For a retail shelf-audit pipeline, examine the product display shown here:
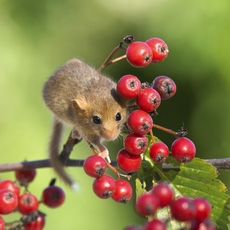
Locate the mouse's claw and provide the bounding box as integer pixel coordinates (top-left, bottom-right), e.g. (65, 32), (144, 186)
(97, 143), (111, 163)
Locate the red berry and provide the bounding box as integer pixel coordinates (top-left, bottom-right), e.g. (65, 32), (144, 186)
(126, 41), (153, 68)
(171, 196), (196, 221)
(191, 218), (215, 230)
(171, 137), (196, 162)
(136, 88), (161, 112)
(117, 74), (141, 99)
(0, 216), (4, 230)
(149, 142), (169, 163)
(83, 155), (107, 178)
(116, 148), (142, 173)
(0, 189), (18, 214)
(0, 179), (20, 197)
(151, 183), (174, 207)
(128, 110), (153, 135)
(136, 193), (159, 216)
(42, 185), (65, 208)
(144, 219), (167, 230)
(23, 214), (46, 230)
(152, 76), (176, 100)
(92, 174), (116, 199)
(193, 197), (211, 221)
(124, 133), (148, 155)
(15, 169), (36, 185)
(112, 179), (132, 203)
(18, 193), (39, 215)
(145, 38), (169, 63)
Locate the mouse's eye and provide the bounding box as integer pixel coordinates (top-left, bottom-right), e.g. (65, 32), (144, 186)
(92, 116), (102, 124)
(115, 112), (122, 121)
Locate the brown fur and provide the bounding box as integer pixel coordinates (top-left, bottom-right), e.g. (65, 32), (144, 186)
(43, 59), (127, 188)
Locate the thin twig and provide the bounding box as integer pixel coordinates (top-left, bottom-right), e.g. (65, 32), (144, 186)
(59, 131), (82, 163)
(97, 44), (126, 73)
(205, 158), (230, 169)
(152, 123), (177, 137)
(104, 54), (126, 68)
(1, 157), (230, 173)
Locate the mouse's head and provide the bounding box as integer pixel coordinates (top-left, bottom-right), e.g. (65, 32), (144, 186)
(72, 88), (128, 144)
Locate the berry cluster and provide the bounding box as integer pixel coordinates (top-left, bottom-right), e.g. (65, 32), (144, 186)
(112, 36), (196, 173)
(124, 182), (215, 230)
(72, 37), (172, 204)
(83, 155), (132, 203)
(0, 169), (65, 229)
(115, 72), (196, 173)
(83, 36), (197, 207)
(1, 35), (206, 229)
(126, 37), (169, 67)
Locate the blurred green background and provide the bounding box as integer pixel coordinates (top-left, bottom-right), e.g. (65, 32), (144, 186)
(0, 0), (230, 229)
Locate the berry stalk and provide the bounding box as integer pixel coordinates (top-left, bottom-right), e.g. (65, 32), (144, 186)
(97, 43), (126, 73)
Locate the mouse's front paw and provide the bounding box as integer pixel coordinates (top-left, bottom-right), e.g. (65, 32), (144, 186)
(98, 147), (111, 163)
(71, 128), (81, 139)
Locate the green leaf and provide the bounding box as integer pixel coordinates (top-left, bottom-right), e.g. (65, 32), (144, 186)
(135, 156), (230, 230)
(165, 158), (230, 229)
(135, 178), (147, 199)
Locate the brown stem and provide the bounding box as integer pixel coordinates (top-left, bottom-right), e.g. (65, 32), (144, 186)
(205, 158), (230, 169)
(59, 131), (82, 163)
(104, 54), (126, 67)
(98, 44), (126, 73)
(0, 159), (117, 172)
(86, 141), (99, 155)
(2, 157), (230, 172)
(152, 123), (177, 137)
(149, 129), (155, 143)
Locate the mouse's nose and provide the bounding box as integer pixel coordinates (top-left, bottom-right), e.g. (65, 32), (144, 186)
(102, 128), (119, 141)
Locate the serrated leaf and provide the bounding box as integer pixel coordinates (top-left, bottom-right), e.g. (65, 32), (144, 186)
(164, 158), (230, 230)
(135, 178), (147, 198)
(135, 157), (230, 230)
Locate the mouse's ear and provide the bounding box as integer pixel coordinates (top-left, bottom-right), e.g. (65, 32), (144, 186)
(72, 97), (88, 111)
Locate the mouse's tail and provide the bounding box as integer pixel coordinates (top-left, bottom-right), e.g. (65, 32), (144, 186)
(49, 117), (79, 190)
